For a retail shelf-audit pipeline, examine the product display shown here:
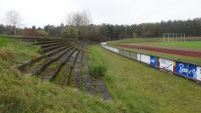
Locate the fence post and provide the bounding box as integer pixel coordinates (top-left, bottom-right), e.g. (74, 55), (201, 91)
(187, 64), (189, 79)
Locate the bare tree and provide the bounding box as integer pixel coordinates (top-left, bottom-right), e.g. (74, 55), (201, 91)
(66, 10), (92, 27)
(5, 9), (23, 35)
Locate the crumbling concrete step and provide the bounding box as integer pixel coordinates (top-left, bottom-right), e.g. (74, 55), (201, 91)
(40, 42), (68, 48)
(42, 44), (68, 53)
(45, 46), (67, 57)
(35, 47), (71, 74)
(42, 48), (76, 81)
(82, 53), (94, 95)
(74, 51), (83, 90)
(62, 50), (79, 86)
(94, 79), (113, 101)
(83, 74), (95, 95)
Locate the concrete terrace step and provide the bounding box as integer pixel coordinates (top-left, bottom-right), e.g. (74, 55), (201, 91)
(62, 50), (80, 86)
(42, 44), (69, 53)
(35, 47), (71, 74)
(40, 42), (69, 49)
(74, 51), (83, 90)
(82, 53), (95, 95)
(41, 48), (77, 81)
(94, 79), (113, 101)
(17, 46), (68, 72)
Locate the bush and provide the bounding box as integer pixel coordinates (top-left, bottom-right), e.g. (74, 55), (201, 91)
(88, 64), (106, 79)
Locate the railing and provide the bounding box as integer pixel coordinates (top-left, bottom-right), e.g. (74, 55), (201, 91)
(101, 44), (201, 84)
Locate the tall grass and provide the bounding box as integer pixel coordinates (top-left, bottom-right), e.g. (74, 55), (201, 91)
(0, 69), (123, 113)
(88, 47), (107, 79)
(0, 37), (125, 112)
(0, 37), (42, 69)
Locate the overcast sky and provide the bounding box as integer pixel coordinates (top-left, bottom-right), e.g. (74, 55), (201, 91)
(0, 0), (201, 28)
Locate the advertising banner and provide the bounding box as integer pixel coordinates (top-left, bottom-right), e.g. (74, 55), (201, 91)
(130, 52), (138, 60)
(141, 54), (150, 64)
(113, 48), (119, 53)
(150, 56), (158, 67)
(159, 58), (174, 72)
(188, 64), (197, 78)
(175, 62), (188, 76)
(196, 67), (201, 81)
(137, 54), (141, 61)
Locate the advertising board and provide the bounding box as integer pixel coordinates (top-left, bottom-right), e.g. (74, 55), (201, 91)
(196, 67), (201, 81)
(150, 56), (158, 67)
(159, 58), (174, 72)
(188, 64), (197, 78)
(141, 54), (150, 64)
(175, 62), (188, 76)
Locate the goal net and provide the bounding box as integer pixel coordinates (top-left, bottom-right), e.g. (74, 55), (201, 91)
(163, 33), (185, 42)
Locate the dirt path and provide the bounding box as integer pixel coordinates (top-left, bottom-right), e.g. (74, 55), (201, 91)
(114, 43), (201, 58)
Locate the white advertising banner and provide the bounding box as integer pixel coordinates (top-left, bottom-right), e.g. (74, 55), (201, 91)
(137, 54), (141, 61)
(141, 54), (150, 64)
(196, 67), (201, 81)
(113, 48), (119, 53)
(159, 58), (174, 72)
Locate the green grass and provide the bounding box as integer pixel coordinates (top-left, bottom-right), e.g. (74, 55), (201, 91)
(113, 46), (201, 64)
(0, 69), (123, 113)
(88, 47), (107, 79)
(0, 37), (125, 113)
(109, 37), (201, 44)
(108, 37), (201, 64)
(108, 37), (163, 44)
(89, 45), (201, 113)
(0, 37), (43, 69)
(152, 41), (201, 48)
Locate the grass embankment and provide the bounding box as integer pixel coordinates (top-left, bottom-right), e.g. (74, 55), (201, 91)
(90, 45), (201, 113)
(0, 37), (124, 113)
(0, 37), (42, 70)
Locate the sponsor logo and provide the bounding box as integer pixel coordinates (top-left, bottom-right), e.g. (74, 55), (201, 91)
(150, 59), (155, 63)
(178, 64), (188, 73)
(189, 69), (197, 78)
(166, 64), (172, 69)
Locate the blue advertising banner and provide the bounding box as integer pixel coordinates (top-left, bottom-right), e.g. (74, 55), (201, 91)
(175, 62), (188, 76)
(189, 64), (197, 78)
(150, 56), (158, 67)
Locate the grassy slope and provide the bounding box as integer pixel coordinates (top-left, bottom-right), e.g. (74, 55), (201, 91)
(0, 37), (124, 113)
(89, 45), (201, 113)
(0, 37), (42, 69)
(0, 70), (122, 113)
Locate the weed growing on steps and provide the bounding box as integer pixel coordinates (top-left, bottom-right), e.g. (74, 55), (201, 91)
(88, 46), (107, 79)
(88, 64), (106, 79)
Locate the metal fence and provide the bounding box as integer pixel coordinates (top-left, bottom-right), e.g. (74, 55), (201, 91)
(101, 44), (201, 84)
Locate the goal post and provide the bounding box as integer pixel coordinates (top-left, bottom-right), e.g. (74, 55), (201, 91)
(163, 33), (185, 42)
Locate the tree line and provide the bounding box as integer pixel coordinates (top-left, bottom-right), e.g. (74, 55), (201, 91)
(1, 9), (201, 42)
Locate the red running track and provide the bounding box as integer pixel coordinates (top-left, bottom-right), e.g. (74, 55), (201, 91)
(114, 44), (201, 58)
